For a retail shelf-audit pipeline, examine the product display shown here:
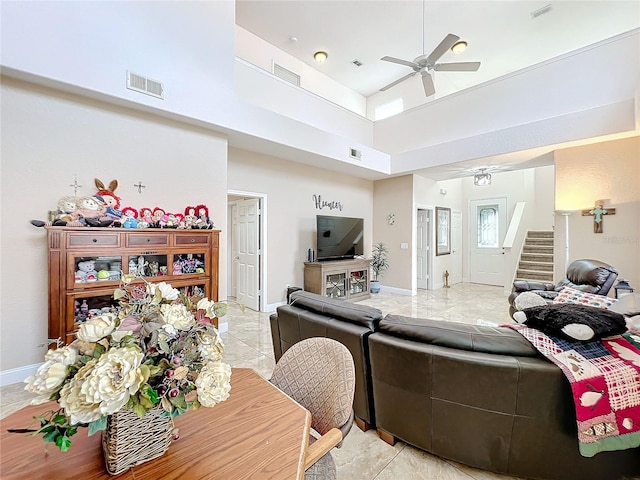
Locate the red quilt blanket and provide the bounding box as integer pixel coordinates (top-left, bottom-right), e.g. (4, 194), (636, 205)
(509, 324), (640, 457)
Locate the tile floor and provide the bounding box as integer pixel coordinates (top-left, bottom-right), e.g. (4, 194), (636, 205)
(2, 283), (637, 479)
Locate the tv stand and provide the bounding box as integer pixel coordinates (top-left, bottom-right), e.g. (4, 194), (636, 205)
(304, 258), (370, 301)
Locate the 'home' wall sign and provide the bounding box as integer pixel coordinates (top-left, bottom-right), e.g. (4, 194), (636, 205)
(313, 194), (343, 211)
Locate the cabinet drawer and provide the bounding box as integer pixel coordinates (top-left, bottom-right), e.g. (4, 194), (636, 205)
(126, 234), (169, 247)
(68, 233), (119, 247)
(175, 234), (210, 246)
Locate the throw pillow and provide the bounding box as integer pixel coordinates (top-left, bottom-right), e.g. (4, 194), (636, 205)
(515, 303), (627, 342)
(553, 286), (617, 309)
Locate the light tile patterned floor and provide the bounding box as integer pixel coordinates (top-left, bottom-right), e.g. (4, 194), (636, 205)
(3, 284), (637, 479)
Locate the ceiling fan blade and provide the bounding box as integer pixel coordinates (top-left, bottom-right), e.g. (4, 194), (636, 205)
(426, 33), (460, 65)
(381, 56), (419, 69)
(421, 71), (435, 97)
(434, 62), (481, 72)
(380, 71), (418, 91)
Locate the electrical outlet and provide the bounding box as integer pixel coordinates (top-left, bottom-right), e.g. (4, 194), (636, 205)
(400, 242), (409, 249)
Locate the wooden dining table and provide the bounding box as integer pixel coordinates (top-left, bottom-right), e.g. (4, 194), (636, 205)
(0, 368), (311, 479)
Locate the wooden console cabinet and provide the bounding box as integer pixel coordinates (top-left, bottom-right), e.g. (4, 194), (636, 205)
(45, 227), (220, 344)
(303, 258), (371, 301)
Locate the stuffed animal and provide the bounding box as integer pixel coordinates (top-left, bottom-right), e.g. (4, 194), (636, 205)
(513, 303), (627, 341)
(74, 195), (112, 227)
(95, 178), (122, 224)
(76, 260), (97, 282)
(513, 291), (548, 311)
(121, 207), (139, 228)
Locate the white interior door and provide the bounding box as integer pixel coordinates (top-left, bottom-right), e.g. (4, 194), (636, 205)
(450, 210), (462, 284)
(416, 209), (430, 289)
(235, 198), (260, 311)
(469, 198), (507, 286)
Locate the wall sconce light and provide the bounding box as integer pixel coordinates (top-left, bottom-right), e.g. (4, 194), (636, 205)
(314, 51), (328, 63)
(387, 213), (395, 225)
(451, 41), (468, 54)
(473, 168), (491, 186)
(439, 188), (447, 195)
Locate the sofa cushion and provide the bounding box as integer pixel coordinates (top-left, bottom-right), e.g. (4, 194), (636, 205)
(379, 315), (539, 357)
(289, 290), (383, 330)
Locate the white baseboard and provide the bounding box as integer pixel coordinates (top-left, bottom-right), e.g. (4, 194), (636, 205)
(378, 285), (412, 296)
(265, 301), (285, 312)
(1, 363), (41, 387)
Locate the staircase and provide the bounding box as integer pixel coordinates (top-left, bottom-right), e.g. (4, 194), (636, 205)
(515, 231), (554, 282)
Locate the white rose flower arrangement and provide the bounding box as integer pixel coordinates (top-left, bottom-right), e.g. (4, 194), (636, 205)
(22, 274), (231, 452)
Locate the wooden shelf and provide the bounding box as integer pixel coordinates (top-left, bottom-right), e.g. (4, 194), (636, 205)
(303, 258), (371, 301)
(45, 227), (220, 344)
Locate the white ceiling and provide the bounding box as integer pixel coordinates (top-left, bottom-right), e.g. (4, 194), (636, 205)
(235, 1), (640, 181)
(236, 1), (639, 99)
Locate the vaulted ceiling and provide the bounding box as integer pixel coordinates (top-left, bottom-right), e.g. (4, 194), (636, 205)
(236, 1), (640, 180)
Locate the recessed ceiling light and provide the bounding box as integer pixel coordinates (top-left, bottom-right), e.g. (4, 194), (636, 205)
(314, 51), (328, 63)
(451, 41), (467, 54)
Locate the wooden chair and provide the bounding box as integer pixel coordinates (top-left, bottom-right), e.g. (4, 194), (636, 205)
(270, 337), (356, 479)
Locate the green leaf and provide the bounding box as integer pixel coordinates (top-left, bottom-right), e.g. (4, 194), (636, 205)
(42, 429), (60, 443)
(113, 288), (127, 300)
(132, 402), (147, 419)
(52, 414), (67, 425)
(93, 342), (106, 358)
(145, 387), (159, 404)
(213, 302), (228, 318)
(88, 416), (107, 436)
(158, 337), (171, 353)
(56, 434), (72, 452)
(169, 392), (188, 410)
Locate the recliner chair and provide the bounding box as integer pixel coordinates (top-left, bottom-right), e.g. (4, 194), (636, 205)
(508, 258), (618, 317)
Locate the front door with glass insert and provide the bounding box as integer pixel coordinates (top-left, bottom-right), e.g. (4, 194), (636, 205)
(469, 197), (507, 286)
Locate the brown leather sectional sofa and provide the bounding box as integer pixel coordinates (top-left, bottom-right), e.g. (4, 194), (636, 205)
(269, 290), (640, 480)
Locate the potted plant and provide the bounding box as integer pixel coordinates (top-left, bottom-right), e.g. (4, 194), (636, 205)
(370, 242), (389, 294)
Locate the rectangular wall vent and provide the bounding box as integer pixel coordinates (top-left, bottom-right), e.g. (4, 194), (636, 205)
(273, 63), (300, 86)
(127, 71), (164, 99)
(349, 148), (362, 160)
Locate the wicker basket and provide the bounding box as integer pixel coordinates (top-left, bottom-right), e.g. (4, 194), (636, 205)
(102, 406), (173, 475)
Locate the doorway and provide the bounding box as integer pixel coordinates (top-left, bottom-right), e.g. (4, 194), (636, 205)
(469, 197), (507, 286)
(227, 191), (266, 311)
(416, 208), (432, 290)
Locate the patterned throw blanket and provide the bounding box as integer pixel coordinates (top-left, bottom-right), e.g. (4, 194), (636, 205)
(509, 324), (640, 457)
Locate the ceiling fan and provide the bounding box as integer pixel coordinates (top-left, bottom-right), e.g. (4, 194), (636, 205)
(379, 33), (481, 97)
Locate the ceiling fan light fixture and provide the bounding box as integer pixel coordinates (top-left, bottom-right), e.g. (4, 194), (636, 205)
(451, 40), (468, 54)
(473, 168), (492, 186)
(314, 51), (328, 63)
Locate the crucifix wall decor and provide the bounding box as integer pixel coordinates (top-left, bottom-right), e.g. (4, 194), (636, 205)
(582, 200), (616, 233)
(133, 181), (146, 194)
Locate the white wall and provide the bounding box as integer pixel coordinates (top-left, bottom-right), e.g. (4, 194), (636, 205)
(0, 78), (229, 380)
(554, 137), (640, 291)
(1, 1), (236, 126)
(227, 147), (374, 306)
(460, 167), (555, 286)
(413, 175), (465, 290)
(235, 26), (366, 117)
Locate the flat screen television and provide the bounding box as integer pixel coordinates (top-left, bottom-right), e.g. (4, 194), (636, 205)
(316, 215), (364, 261)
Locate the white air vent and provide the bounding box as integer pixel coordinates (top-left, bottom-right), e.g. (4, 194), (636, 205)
(273, 63), (300, 86)
(127, 71), (164, 99)
(349, 148), (362, 160)
(531, 4), (552, 18)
